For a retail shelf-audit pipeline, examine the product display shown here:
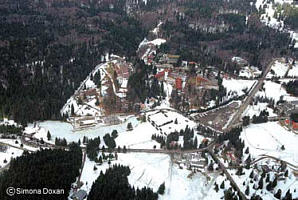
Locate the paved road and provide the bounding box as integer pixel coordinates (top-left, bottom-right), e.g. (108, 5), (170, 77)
(98, 146), (212, 155)
(0, 141), (34, 152)
(125, 148), (205, 154)
(225, 59), (278, 132)
(76, 148), (87, 187)
(252, 154), (298, 170)
(208, 149), (248, 200)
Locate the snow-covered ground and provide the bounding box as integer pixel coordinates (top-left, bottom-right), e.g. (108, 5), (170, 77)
(0, 118), (18, 126)
(241, 122), (298, 166)
(138, 38), (166, 50)
(0, 146), (23, 168)
(255, 0), (298, 48)
(61, 57), (129, 117)
(237, 121), (298, 199)
(147, 110), (196, 134)
(24, 125), (54, 144)
(288, 63), (298, 77)
(267, 61), (289, 78)
(152, 22), (163, 35)
(0, 138), (39, 152)
(242, 102), (277, 118)
(256, 0), (284, 30)
(116, 122), (160, 149)
(239, 66), (262, 79)
(222, 79), (256, 99)
(256, 80), (298, 102)
(80, 153), (222, 200)
(228, 165), (298, 200)
(36, 117), (139, 143)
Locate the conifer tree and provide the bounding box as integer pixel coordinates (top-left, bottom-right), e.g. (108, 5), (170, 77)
(220, 181), (225, 189)
(158, 182), (165, 195)
(47, 131), (51, 141)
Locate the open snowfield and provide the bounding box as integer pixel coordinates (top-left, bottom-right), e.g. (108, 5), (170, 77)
(267, 61), (289, 78)
(37, 117), (139, 143)
(242, 102), (277, 118)
(256, 80), (298, 102)
(115, 122), (160, 149)
(80, 153), (221, 200)
(288, 63), (298, 77)
(222, 79), (256, 99)
(241, 122), (298, 166)
(0, 146), (23, 168)
(32, 109), (199, 148)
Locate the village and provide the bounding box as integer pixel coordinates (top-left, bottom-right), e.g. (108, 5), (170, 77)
(1, 12), (298, 200)
(1, 52), (298, 200)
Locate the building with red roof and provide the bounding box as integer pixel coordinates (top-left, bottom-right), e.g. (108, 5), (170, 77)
(175, 78), (182, 90)
(155, 71), (165, 80)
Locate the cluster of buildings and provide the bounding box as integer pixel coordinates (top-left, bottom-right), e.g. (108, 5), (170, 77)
(174, 152), (206, 171)
(232, 57), (262, 79)
(68, 56), (135, 129)
(141, 48), (220, 109)
(277, 100), (298, 132)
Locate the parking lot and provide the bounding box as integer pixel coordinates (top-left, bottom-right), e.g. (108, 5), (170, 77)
(193, 101), (240, 132)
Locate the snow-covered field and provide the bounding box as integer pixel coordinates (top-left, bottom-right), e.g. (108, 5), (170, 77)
(237, 121), (298, 199)
(80, 153), (222, 200)
(116, 122), (160, 149)
(242, 102), (277, 118)
(222, 79), (256, 99)
(228, 165), (298, 200)
(267, 61), (289, 78)
(288, 63), (298, 77)
(241, 122), (298, 166)
(256, 80), (298, 102)
(37, 117), (139, 143)
(0, 146), (23, 168)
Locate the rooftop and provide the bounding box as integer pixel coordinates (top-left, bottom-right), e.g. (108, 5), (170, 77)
(71, 189), (87, 200)
(290, 100), (298, 105)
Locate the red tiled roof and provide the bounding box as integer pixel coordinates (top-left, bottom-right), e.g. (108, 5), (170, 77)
(155, 71), (165, 79)
(176, 78), (182, 90)
(293, 121), (298, 130)
(196, 76), (208, 83)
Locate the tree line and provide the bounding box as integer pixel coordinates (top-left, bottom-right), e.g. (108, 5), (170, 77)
(88, 164), (158, 200)
(0, 143), (82, 200)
